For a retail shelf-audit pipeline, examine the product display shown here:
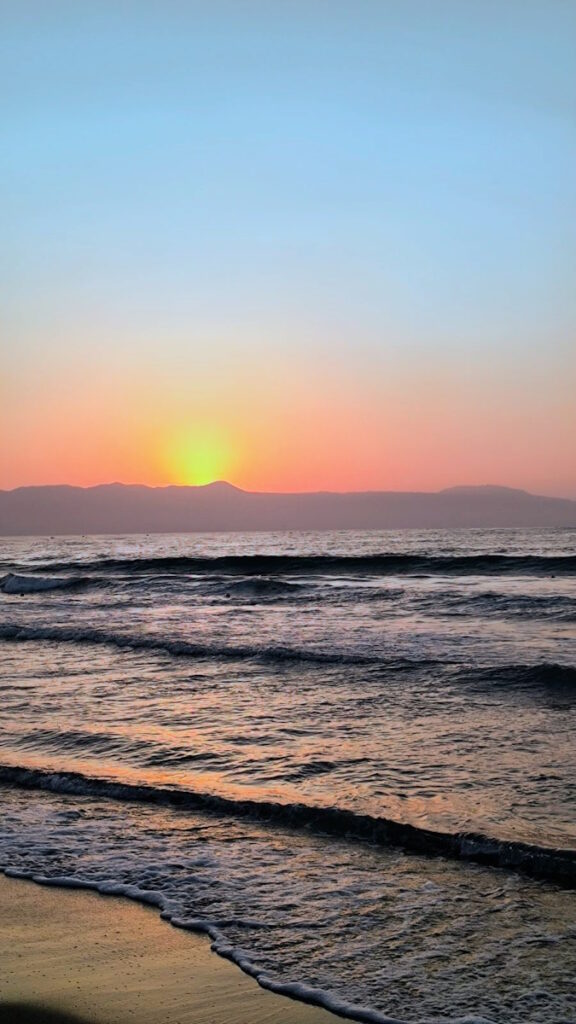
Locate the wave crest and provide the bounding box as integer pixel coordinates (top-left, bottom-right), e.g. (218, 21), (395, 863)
(0, 573), (94, 595)
(1, 763), (574, 887)
(1, 623), (574, 688)
(23, 553), (576, 577)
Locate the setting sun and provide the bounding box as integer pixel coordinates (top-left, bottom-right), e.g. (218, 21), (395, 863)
(167, 428), (236, 486)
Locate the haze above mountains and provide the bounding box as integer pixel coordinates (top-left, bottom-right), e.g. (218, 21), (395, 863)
(1, 483), (575, 535)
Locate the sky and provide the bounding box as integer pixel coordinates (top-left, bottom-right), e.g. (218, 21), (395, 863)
(1, 1), (575, 496)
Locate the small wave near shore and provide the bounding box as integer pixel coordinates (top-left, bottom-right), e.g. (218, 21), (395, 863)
(1, 779), (575, 1024)
(1, 763), (575, 887)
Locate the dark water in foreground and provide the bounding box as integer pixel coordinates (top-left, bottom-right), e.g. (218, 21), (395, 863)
(1, 530), (575, 1023)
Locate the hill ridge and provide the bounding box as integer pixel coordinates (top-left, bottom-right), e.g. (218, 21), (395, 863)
(1, 483), (575, 534)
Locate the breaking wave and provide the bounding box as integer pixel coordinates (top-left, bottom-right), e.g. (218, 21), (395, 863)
(0, 573), (96, 595)
(1, 764), (574, 887)
(0, 621), (409, 667)
(1, 623), (574, 689)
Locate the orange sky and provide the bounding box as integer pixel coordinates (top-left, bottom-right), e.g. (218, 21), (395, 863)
(3, 334), (575, 496)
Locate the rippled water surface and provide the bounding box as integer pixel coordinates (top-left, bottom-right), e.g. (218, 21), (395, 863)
(1, 529), (575, 1023)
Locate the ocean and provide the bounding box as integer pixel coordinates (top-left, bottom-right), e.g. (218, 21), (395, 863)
(1, 529), (575, 1023)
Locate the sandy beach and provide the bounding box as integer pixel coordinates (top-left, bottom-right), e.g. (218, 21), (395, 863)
(0, 875), (341, 1024)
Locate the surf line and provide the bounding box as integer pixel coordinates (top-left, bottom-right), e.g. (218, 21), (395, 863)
(1, 764), (574, 888)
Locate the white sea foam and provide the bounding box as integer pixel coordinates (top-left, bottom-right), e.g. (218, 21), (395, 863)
(0, 573), (86, 594)
(1, 785), (575, 1024)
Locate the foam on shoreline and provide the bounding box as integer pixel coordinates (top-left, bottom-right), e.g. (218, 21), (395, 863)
(0, 873), (344, 1024)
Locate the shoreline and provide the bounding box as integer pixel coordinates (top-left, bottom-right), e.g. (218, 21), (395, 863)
(0, 873), (344, 1024)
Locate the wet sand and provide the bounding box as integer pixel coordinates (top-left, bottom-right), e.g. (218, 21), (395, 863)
(0, 875), (341, 1024)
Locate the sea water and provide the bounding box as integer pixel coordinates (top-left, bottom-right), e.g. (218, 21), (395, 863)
(1, 530), (575, 1023)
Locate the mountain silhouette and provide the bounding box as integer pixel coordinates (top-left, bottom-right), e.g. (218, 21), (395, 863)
(1, 483), (575, 535)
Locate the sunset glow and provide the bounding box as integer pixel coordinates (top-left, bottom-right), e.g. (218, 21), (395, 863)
(2, 2), (575, 497)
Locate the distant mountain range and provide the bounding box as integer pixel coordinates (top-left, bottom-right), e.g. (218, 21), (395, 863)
(0, 482), (575, 535)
